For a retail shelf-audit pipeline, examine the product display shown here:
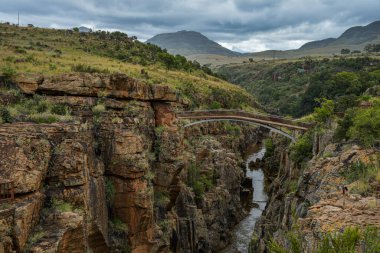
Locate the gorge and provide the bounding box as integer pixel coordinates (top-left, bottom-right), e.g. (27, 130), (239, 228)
(0, 73), (272, 253)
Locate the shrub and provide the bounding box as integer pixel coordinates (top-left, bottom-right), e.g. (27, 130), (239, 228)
(193, 181), (205, 201)
(224, 122), (241, 135)
(51, 104), (69, 115)
(268, 227), (365, 253)
(362, 226), (380, 252)
(210, 101), (222, 109)
(290, 133), (313, 165)
(313, 98), (334, 124)
(51, 198), (73, 212)
(29, 113), (60, 123)
(318, 227), (361, 253)
(26, 229), (45, 247)
(187, 163), (213, 201)
(92, 103), (106, 115)
(341, 159), (379, 196)
(1, 65), (17, 83)
(154, 189), (170, 208)
(105, 178), (116, 204)
(71, 63), (110, 73)
(347, 103), (380, 147)
(264, 139), (275, 158)
(111, 218), (128, 233)
(335, 108), (355, 141)
(0, 106), (13, 123)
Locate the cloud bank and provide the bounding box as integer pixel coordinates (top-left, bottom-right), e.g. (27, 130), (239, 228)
(0, 0), (379, 52)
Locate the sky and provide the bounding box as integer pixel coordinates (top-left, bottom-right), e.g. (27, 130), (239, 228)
(0, 0), (379, 52)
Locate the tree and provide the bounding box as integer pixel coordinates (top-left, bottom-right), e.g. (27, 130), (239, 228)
(364, 43), (380, 53)
(313, 98), (334, 123)
(341, 48), (350, 54)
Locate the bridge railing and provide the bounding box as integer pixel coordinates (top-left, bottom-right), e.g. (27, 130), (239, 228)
(176, 109), (314, 129)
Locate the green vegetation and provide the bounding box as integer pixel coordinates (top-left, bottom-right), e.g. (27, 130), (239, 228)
(110, 217), (129, 233)
(92, 103), (106, 115)
(105, 178), (116, 204)
(0, 92), (72, 124)
(264, 139), (275, 159)
(154, 189), (170, 208)
(340, 158), (380, 196)
(364, 43), (380, 53)
(0, 203), (11, 210)
(289, 132), (313, 165)
(187, 163), (213, 202)
(268, 226), (380, 253)
(71, 63), (110, 73)
(50, 198), (74, 212)
(335, 99), (380, 147)
(25, 227), (45, 251)
(218, 57), (380, 117)
(223, 122), (241, 135)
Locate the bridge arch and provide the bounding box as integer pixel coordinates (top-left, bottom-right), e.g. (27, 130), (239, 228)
(182, 118), (297, 142)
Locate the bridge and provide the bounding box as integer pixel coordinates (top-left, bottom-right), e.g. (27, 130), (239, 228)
(176, 110), (314, 141)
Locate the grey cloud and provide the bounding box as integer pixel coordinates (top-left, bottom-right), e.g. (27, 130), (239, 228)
(0, 0), (379, 51)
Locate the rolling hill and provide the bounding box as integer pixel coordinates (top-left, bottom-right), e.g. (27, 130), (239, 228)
(0, 23), (256, 109)
(146, 30), (239, 57)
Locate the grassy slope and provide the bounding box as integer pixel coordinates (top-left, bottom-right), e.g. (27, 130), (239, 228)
(0, 24), (256, 110)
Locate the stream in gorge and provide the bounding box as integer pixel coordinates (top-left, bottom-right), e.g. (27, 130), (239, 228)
(221, 146), (268, 253)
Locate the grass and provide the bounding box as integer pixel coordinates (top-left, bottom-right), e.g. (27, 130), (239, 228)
(268, 226), (380, 253)
(0, 92), (73, 123)
(154, 189), (170, 208)
(111, 218), (128, 233)
(0, 203), (11, 210)
(0, 23), (256, 109)
(51, 198), (74, 212)
(92, 103), (106, 115)
(340, 158), (379, 196)
(187, 163), (214, 202)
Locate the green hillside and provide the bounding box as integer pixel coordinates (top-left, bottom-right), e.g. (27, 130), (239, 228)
(0, 23), (256, 109)
(218, 57), (380, 116)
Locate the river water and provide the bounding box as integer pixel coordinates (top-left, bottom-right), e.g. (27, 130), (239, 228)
(220, 147), (268, 253)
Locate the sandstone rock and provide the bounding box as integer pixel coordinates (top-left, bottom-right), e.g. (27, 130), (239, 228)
(15, 73), (44, 94)
(0, 135), (51, 194)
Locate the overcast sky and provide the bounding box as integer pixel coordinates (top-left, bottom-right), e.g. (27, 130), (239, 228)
(0, 0), (379, 52)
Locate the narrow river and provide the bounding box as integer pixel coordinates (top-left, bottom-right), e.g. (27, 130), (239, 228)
(221, 147), (268, 253)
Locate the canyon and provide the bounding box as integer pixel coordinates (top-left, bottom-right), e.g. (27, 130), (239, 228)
(0, 73), (267, 253)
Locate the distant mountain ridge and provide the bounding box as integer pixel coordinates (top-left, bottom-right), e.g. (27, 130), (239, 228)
(147, 21), (380, 66)
(146, 30), (240, 57)
(299, 21), (380, 51)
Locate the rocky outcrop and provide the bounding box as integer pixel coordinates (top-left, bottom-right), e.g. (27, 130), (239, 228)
(15, 73), (178, 102)
(0, 73), (261, 253)
(251, 129), (380, 252)
(0, 73), (178, 253)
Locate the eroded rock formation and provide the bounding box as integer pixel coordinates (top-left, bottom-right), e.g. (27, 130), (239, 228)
(0, 73), (261, 253)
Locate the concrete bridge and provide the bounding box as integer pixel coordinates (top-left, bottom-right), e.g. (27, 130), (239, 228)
(176, 110), (314, 141)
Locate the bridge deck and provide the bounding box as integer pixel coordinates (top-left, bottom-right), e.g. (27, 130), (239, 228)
(176, 110), (313, 131)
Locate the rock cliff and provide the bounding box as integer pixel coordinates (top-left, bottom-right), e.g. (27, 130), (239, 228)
(0, 73), (262, 253)
(251, 128), (380, 252)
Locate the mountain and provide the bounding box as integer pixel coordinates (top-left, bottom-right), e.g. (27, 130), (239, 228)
(146, 30), (240, 57)
(78, 26), (92, 33)
(299, 21), (380, 51)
